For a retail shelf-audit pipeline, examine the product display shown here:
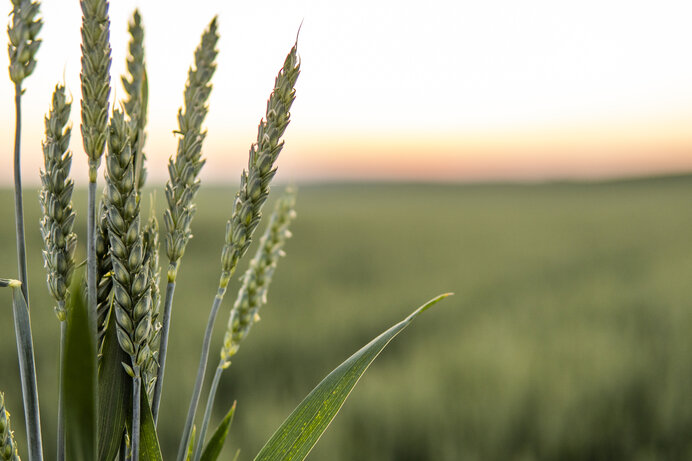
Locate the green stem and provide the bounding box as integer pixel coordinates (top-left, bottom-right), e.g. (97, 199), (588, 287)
(57, 319), (66, 461)
(87, 180), (98, 342)
(152, 280), (176, 423)
(176, 284), (227, 461)
(13, 83), (28, 303)
(131, 368), (141, 461)
(12, 81), (44, 461)
(193, 364), (224, 461)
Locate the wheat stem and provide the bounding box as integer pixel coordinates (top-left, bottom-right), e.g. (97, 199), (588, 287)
(57, 318), (66, 461)
(13, 85), (28, 305)
(176, 286), (226, 461)
(151, 280), (175, 423)
(131, 369), (141, 461)
(194, 364), (223, 461)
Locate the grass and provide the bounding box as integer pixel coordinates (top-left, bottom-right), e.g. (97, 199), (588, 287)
(1, 178), (692, 460)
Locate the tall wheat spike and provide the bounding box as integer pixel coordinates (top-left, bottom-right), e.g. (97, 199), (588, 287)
(152, 17), (219, 422)
(103, 110), (152, 460)
(39, 84), (76, 321)
(176, 41), (300, 461)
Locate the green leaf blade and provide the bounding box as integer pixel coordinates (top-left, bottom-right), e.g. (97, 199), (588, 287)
(98, 306), (130, 461)
(253, 293), (452, 461)
(63, 284), (97, 461)
(200, 402), (236, 461)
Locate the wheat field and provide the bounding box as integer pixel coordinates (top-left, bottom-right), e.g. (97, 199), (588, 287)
(1, 178), (692, 460)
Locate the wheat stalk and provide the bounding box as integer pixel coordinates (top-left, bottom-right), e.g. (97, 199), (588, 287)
(176, 41), (300, 461)
(152, 17), (219, 422)
(194, 191), (296, 461)
(103, 110), (152, 460)
(0, 393), (20, 461)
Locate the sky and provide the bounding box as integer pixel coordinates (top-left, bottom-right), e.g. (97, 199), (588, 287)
(3, 0), (692, 185)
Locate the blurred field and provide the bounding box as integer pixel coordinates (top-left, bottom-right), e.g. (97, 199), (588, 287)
(2, 178), (692, 460)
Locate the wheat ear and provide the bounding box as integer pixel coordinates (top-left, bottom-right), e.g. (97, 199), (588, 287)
(81, 0), (112, 348)
(8, 0), (42, 85)
(40, 84), (76, 321)
(142, 207), (162, 398)
(38, 84), (75, 461)
(0, 393), (21, 461)
(152, 17), (219, 423)
(122, 9), (148, 190)
(103, 110), (152, 461)
(176, 42), (300, 461)
(194, 191), (296, 461)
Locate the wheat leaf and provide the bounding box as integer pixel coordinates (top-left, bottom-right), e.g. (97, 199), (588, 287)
(200, 402), (236, 461)
(63, 282), (97, 461)
(252, 293), (452, 461)
(97, 304), (129, 461)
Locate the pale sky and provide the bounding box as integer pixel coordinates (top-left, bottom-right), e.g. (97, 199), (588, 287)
(3, 0), (692, 185)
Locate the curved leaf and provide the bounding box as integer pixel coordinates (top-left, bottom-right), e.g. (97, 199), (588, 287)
(200, 402), (236, 461)
(253, 293), (452, 461)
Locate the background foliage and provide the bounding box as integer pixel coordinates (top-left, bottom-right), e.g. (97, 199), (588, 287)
(1, 178), (692, 460)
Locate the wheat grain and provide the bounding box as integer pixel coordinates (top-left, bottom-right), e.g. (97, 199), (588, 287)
(0, 393), (20, 461)
(39, 84), (76, 322)
(8, 0), (42, 84)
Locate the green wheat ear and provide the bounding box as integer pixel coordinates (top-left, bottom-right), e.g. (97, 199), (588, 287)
(219, 43), (300, 285)
(80, 0), (112, 179)
(8, 0), (42, 84)
(142, 205), (161, 397)
(39, 84), (76, 322)
(163, 16), (219, 281)
(103, 110), (152, 371)
(0, 393), (21, 461)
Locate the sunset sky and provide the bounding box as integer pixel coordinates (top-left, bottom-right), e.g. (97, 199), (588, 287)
(2, 0), (692, 185)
